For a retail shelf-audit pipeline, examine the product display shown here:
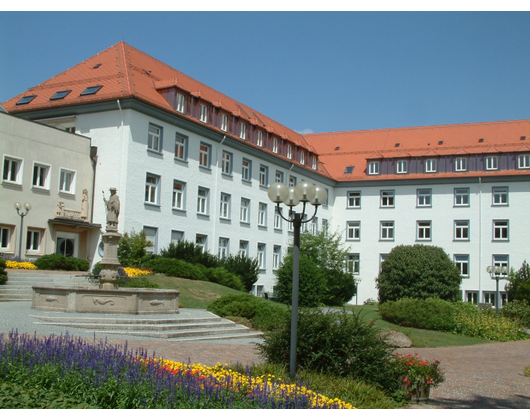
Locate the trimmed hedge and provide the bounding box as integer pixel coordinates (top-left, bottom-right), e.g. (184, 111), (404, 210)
(34, 254), (89, 271)
(379, 298), (455, 331)
(0, 257), (7, 284)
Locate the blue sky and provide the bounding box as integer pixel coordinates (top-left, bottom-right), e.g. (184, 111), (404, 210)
(1, 10), (529, 134)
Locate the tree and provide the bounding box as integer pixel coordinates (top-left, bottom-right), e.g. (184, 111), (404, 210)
(505, 260), (530, 305)
(117, 229), (153, 267)
(275, 227), (356, 307)
(376, 244), (462, 304)
(222, 253), (260, 293)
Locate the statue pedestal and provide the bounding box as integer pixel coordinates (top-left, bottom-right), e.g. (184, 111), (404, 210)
(99, 231), (122, 290)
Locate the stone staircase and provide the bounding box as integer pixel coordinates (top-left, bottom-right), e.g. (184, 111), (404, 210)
(0, 270), (96, 302)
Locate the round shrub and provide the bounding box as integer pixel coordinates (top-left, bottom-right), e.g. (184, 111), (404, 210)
(502, 300), (530, 328)
(34, 254), (89, 271)
(0, 257), (7, 284)
(141, 257), (206, 281)
(203, 267), (245, 292)
(379, 298), (456, 331)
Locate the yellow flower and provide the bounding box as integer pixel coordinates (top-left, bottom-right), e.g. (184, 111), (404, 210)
(6, 260), (37, 270)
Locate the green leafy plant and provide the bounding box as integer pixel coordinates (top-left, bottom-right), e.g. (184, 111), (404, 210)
(394, 354), (445, 392)
(379, 298), (456, 331)
(34, 254), (89, 271)
(117, 229), (153, 267)
(0, 257), (7, 284)
(501, 300), (530, 328)
(160, 240), (219, 268)
(505, 260), (530, 305)
(221, 253), (259, 293)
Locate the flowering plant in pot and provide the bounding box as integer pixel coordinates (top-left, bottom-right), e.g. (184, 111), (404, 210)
(394, 353), (445, 402)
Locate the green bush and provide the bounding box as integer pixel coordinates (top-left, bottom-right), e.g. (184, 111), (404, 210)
(257, 308), (398, 391)
(502, 300), (530, 328)
(0, 257), (7, 284)
(376, 244), (462, 304)
(505, 261), (530, 305)
(203, 267), (245, 292)
(160, 240), (219, 268)
(117, 230), (153, 267)
(379, 298), (456, 331)
(221, 253), (259, 293)
(34, 254), (89, 271)
(207, 294), (289, 332)
(119, 276), (160, 289)
(141, 257), (206, 281)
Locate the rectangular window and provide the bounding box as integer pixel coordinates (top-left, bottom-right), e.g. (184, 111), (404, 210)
(32, 163), (50, 189)
(493, 220), (509, 241)
(171, 230), (184, 244)
(199, 104), (208, 123)
(300, 151), (305, 165)
(466, 291), (478, 305)
(239, 240), (249, 258)
(368, 161), (379, 175)
(455, 255), (470, 277)
(275, 170), (284, 183)
(174, 134), (188, 161)
(59, 169), (76, 194)
(196, 234), (207, 252)
(176, 93), (185, 113)
(257, 131), (263, 147)
(0, 226), (12, 251)
(240, 123), (246, 139)
(380, 190), (395, 208)
(259, 165), (268, 187)
(273, 138), (278, 153)
(287, 144), (292, 159)
(258, 202), (267, 226)
(379, 254), (389, 272)
(143, 227), (158, 254)
(396, 160), (408, 174)
(455, 157), (467, 172)
(3, 156), (23, 184)
(221, 151), (232, 175)
(242, 158), (252, 182)
(197, 187), (209, 215)
(486, 156), (498, 171)
(492, 187), (508, 206)
(145, 174), (160, 205)
(218, 237), (229, 259)
(417, 221), (432, 241)
(454, 220), (470, 240)
(425, 159), (437, 173)
(240, 198), (250, 223)
(380, 221), (394, 241)
(346, 221), (361, 241)
(454, 188), (470, 206)
(493, 255), (509, 271)
(347, 191), (361, 208)
(346, 254), (360, 275)
(172, 180), (186, 210)
(147, 123), (162, 152)
(220, 114), (228, 132)
(312, 157), (317, 170)
(220, 193), (231, 219)
(288, 175), (297, 187)
(199, 143), (211, 168)
(274, 207), (282, 230)
(518, 154), (530, 169)
(273, 245), (282, 270)
(417, 189), (432, 207)
(26, 229), (42, 253)
(257, 243), (266, 270)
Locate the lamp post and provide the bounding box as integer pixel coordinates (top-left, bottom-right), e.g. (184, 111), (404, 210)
(14, 202), (31, 259)
(268, 181), (327, 380)
(486, 265), (509, 315)
(354, 277), (362, 306)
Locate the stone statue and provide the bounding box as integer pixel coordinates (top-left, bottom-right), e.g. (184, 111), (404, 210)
(80, 189), (89, 220)
(102, 188), (120, 231)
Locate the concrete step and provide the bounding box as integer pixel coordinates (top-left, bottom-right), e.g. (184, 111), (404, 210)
(89, 325), (258, 340)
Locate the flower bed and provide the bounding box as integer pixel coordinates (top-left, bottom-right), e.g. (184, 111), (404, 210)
(5, 260), (37, 270)
(122, 267), (154, 277)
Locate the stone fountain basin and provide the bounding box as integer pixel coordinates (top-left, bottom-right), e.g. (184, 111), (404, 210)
(32, 286), (179, 315)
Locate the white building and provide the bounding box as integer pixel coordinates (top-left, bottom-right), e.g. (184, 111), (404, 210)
(2, 42), (529, 305)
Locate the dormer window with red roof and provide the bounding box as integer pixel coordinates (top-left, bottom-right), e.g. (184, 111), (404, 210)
(199, 104), (208, 123)
(257, 131), (263, 147)
(518, 154), (530, 169)
(455, 157), (467, 172)
(485, 156), (498, 171)
(300, 151), (305, 165)
(240, 123), (246, 140)
(16, 95), (37, 105)
(176, 93), (185, 113)
(287, 144), (292, 160)
(220, 114), (228, 132)
(425, 159), (437, 173)
(368, 161), (380, 175)
(272, 138), (278, 154)
(80, 85), (102, 96)
(312, 157), (317, 170)
(396, 160), (408, 174)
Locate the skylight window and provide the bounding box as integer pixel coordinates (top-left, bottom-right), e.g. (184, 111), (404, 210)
(344, 166), (354, 174)
(80, 85), (102, 96)
(16, 95), (37, 105)
(93, 63), (102, 69)
(50, 90), (72, 100)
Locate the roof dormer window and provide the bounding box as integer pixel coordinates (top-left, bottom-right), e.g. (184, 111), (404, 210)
(368, 161), (379, 175)
(240, 123), (246, 140)
(220, 114), (228, 132)
(396, 160), (408, 174)
(176, 93), (185, 113)
(485, 156), (498, 171)
(199, 104), (208, 123)
(257, 131), (263, 147)
(300, 150), (305, 165)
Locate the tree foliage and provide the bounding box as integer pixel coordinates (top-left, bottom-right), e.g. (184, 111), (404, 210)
(117, 230), (153, 267)
(505, 260), (530, 305)
(376, 244), (462, 304)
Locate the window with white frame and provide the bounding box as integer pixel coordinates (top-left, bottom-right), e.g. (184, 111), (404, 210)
(347, 191), (361, 208)
(26, 228), (43, 253)
(171, 230), (184, 244)
(143, 227), (158, 254)
(380, 190), (395, 208)
(218, 237), (229, 259)
(454, 255), (469, 277)
(59, 169), (76, 194)
(237, 199), (249, 224)
(379, 254), (389, 272)
(273, 245), (282, 270)
(287, 144), (292, 159)
(417, 221), (432, 241)
(239, 240), (249, 257)
(3, 156), (23, 184)
(417, 189), (432, 207)
(199, 143), (211, 168)
(257, 243), (266, 270)
(145, 174), (160, 205)
(0, 226), (12, 251)
(368, 161), (379, 175)
(288, 175), (297, 187)
(493, 220), (509, 240)
(454, 157), (467, 172)
(147, 123), (162, 152)
(174, 134), (188, 161)
(199, 104), (208, 123)
(493, 255), (509, 271)
(454, 188), (470, 206)
(274, 207), (282, 230)
(242, 158), (252, 182)
(396, 160), (408, 174)
(32, 162), (50, 189)
(275, 170), (283, 183)
(258, 202), (267, 226)
(466, 291), (478, 305)
(221, 151), (232, 175)
(300, 151), (305, 165)
(380, 221), (394, 240)
(346, 254), (360, 275)
(220, 114), (228, 132)
(196, 234), (207, 252)
(259, 165), (268, 187)
(454, 220), (470, 240)
(346, 221), (361, 241)
(172, 180), (186, 210)
(425, 159), (437, 173)
(197, 187), (209, 215)
(273, 138), (278, 153)
(486, 156), (498, 171)
(176, 93), (185, 113)
(312, 157), (317, 170)
(240, 123), (246, 139)
(518, 154), (530, 169)
(492, 187), (508, 206)
(220, 193), (231, 219)
(309, 217), (317, 235)
(257, 131), (263, 147)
